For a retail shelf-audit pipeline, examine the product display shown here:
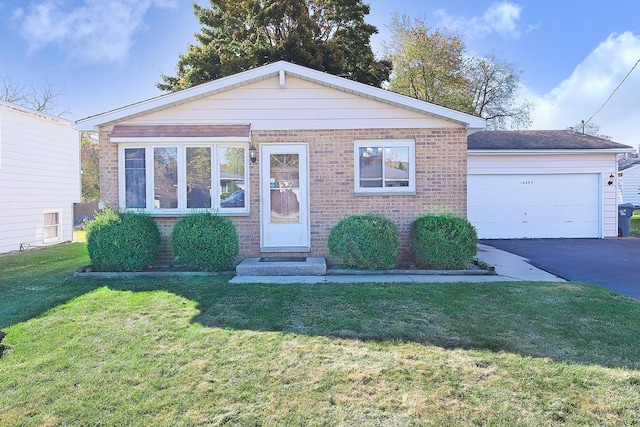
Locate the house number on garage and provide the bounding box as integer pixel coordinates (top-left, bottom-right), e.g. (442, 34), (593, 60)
(520, 180), (534, 185)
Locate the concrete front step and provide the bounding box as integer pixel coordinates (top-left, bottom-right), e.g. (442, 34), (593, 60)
(236, 257), (326, 276)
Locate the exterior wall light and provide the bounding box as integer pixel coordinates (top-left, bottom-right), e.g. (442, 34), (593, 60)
(249, 144), (257, 163)
(608, 174), (615, 185)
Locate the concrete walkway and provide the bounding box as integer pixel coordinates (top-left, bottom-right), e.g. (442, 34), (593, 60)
(228, 244), (564, 284)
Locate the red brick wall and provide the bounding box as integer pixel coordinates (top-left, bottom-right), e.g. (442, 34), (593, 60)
(99, 127), (467, 266)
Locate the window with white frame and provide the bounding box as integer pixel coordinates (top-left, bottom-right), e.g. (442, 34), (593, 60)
(354, 140), (416, 194)
(43, 211), (61, 242)
(119, 144), (249, 214)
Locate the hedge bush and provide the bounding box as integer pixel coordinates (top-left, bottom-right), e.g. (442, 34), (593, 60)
(86, 209), (160, 271)
(410, 214), (477, 269)
(328, 214), (399, 269)
(171, 213), (239, 271)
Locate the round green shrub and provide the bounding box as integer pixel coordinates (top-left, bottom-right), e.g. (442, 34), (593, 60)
(410, 214), (478, 269)
(328, 214), (399, 269)
(171, 213), (239, 271)
(86, 209), (161, 271)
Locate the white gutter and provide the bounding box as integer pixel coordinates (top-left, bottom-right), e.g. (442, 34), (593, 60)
(468, 148), (635, 155)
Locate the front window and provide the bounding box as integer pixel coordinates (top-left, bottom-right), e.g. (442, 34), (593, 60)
(354, 140), (415, 194)
(121, 144), (249, 214)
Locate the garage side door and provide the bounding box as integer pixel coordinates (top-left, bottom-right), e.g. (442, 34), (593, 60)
(468, 174), (601, 239)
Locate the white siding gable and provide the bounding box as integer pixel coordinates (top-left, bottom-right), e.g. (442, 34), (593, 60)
(620, 164), (640, 206)
(76, 61), (485, 131)
(122, 76), (460, 130)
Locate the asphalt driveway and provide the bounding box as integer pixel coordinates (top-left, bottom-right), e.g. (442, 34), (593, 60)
(481, 238), (640, 299)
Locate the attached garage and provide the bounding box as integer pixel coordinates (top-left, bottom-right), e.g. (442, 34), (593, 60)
(469, 173), (601, 238)
(468, 130), (633, 239)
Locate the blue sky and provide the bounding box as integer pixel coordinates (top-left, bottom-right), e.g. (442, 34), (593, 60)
(1, 1), (639, 147)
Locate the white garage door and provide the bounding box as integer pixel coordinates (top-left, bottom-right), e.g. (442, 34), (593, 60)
(468, 174), (601, 239)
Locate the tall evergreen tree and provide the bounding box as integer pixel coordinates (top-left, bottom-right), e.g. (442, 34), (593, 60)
(158, 0), (390, 91)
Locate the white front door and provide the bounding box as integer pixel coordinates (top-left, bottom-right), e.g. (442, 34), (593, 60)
(260, 144), (310, 251)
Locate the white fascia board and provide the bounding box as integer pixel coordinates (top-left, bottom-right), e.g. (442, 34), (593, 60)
(0, 99), (73, 124)
(74, 67), (282, 131)
(75, 61), (486, 131)
(468, 148), (636, 155)
(76, 84), (271, 133)
(282, 63), (486, 128)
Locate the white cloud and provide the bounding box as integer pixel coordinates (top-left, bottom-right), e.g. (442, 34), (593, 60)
(483, 2), (522, 37)
(14, 0), (176, 63)
(435, 1), (527, 39)
(527, 32), (640, 146)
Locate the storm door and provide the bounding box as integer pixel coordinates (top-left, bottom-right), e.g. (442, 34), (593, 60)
(260, 144), (310, 251)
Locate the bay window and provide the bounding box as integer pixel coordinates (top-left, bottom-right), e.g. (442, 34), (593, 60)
(120, 143), (249, 214)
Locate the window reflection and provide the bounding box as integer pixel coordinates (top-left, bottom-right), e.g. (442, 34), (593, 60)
(186, 147), (211, 209)
(359, 147), (383, 187)
(124, 148), (146, 208)
(384, 147), (410, 187)
(154, 147), (178, 209)
(358, 146), (409, 188)
(270, 154), (300, 223)
(219, 147), (245, 208)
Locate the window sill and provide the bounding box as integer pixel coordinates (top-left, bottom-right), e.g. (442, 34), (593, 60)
(354, 191), (416, 197)
(122, 209), (250, 217)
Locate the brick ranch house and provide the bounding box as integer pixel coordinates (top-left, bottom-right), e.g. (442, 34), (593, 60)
(75, 61), (486, 265)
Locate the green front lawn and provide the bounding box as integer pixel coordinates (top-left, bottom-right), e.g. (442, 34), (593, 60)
(1, 244), (640, 425)
(630, 210), (640, 237)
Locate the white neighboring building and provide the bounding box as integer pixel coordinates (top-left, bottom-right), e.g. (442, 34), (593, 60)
(0, 100), (80, 254)
(618, 159), (640, 207)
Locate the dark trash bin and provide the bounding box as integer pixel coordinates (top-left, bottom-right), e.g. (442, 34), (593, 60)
(618, 203), (635, 237)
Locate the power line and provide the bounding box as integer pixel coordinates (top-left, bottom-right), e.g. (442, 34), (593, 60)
(584, 58), (640, 127)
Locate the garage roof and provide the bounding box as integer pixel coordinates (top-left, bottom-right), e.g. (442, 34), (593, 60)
(468, 130), (633, 153)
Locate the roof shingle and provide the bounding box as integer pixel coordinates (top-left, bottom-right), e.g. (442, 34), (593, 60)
(468, 130), (630, 150)
(110, 124), (250, 138)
